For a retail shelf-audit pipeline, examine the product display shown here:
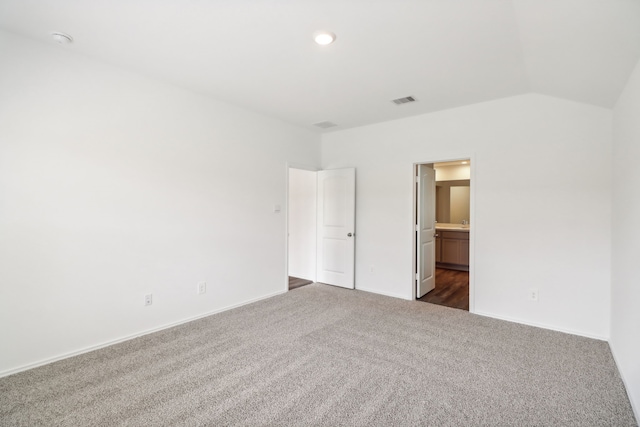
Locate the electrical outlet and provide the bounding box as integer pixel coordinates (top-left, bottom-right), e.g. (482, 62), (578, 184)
(197, 282), (207, 295)
(144, 294), (153, 306)
(370, 265), (374, 273)
(528, 288), (539, 302)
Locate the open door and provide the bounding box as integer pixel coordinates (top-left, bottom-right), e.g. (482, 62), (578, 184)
(316, 168), (356, 289)
(417, 164), (436, 297)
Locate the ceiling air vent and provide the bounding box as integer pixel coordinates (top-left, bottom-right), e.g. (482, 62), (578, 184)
(313, 121), (338, 129)
(392, 96), (417, 105)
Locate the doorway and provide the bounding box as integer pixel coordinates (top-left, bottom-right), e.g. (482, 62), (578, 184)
(414, 159), (473, 311)
(287, 167), (317, 290)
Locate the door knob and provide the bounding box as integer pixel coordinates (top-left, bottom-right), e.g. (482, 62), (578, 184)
(347, 233), (353, 237)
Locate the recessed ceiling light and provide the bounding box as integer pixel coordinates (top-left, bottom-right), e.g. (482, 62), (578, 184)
(51, 32), (73, 44)
(313, 31), (336, 46)
(461, 161), (468, 164)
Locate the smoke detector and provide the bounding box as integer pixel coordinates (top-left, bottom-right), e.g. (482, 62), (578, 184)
(51, 32), (73, 44)
(313, 121), (338, 129)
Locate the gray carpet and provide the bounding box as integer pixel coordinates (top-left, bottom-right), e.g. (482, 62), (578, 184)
(0, 284), (636, 426)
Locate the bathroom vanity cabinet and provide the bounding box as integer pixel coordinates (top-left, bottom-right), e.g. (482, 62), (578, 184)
(435, 228), (469, 271)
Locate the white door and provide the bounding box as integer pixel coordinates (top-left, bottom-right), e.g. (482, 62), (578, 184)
(417, 164), (436, 297)
(316, 168), (356, 289)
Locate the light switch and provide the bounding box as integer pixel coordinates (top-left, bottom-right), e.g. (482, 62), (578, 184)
(273, 204), (281, 213)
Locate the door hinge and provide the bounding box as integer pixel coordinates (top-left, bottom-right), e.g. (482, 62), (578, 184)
(416, 176), (419, 183)
(416, 272), (419, 280)
(415, 224), (419, 232)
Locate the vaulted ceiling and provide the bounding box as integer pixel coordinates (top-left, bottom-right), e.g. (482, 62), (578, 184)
(1, 0), (639, 132)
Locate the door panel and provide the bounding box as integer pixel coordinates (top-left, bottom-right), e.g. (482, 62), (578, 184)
(317, 168), (355, 289)
(322, 238), (346, 273)
(323, 176), (347, 226)
(417, 164), (436, 297)
(421, 240), (434, 282)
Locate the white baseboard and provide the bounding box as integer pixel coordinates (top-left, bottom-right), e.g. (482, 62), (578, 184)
(356, 291), (609, 342)
(356, 286), (412, 301)
(473, 310), (609, 341)
(609, 343), (640, 423)
(0, 289), (287, 379)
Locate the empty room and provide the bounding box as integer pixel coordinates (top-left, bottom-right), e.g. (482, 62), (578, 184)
(1, 1), (639, 425)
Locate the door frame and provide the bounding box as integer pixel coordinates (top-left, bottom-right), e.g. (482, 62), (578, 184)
(411, 154), (476, 313)
(285, 162), (319, 292)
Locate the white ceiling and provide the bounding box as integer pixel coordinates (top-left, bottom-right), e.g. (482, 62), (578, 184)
(1, 0), (639, 132)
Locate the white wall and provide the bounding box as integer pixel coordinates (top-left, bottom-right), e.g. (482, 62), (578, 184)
(0, 31), (321, 375)
(611, 58), (640, 420)
(288, 168), (316, 281)
(322, 93), (612, 339)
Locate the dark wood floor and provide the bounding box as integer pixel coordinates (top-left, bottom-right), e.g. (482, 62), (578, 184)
(418, 268), (469, 311)
(289, 276), (313, 290)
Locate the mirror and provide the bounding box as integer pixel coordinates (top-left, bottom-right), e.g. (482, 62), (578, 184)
(435, 179), (470, 224)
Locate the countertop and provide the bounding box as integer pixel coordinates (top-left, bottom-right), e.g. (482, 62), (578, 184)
(435, 223), (470, 232)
